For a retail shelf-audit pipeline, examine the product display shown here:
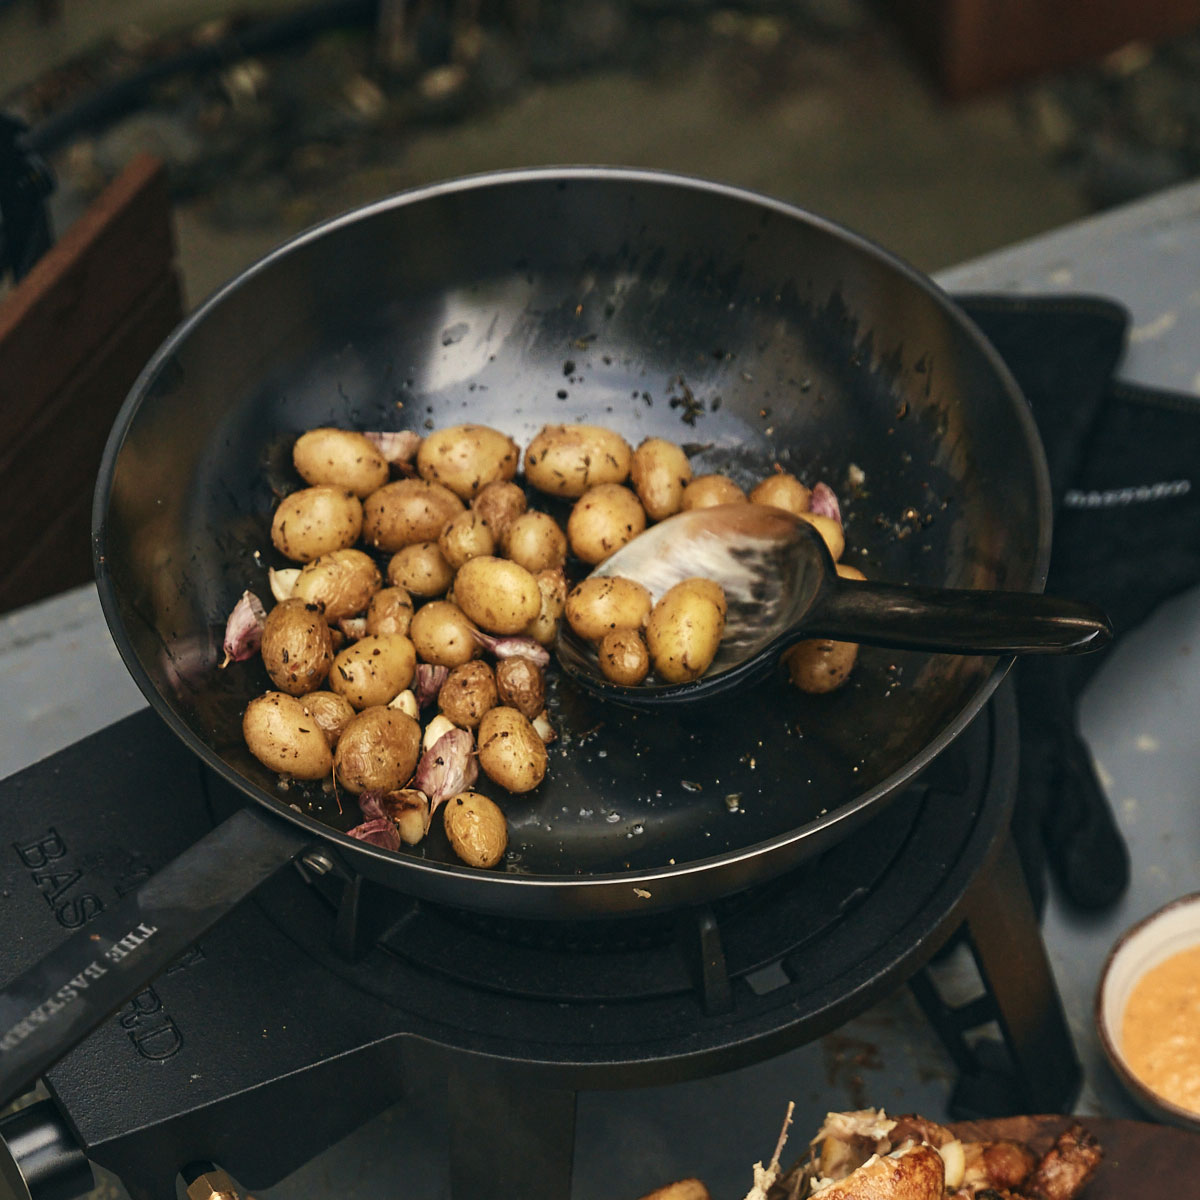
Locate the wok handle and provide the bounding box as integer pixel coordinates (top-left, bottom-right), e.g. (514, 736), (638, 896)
(804, 579), (1113, 655)
(0, 806), (311, 1109)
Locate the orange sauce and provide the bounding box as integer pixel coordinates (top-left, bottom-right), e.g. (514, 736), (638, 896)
(1122, 944), (1200, 1113)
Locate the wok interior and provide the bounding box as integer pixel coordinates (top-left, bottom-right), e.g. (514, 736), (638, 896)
(98, 171), (1046, 885)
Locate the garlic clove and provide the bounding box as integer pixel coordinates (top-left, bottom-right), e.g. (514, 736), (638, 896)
(470, 628), (551, 666)
(388, 689), (419, 719)
(221, 590), (266, 667)
(810, 481), (842, 524)
(414, 663), (449, 708)
(363, 430), (421, 466)
(413, 728), (478, 808)
(338, 616), (368, 641)
(269, 567), (300, 602)
(382, 788), (431, 844)
(346, 817), (400, 851)
(531, 710), (557, 744)
(422, 713), (458, 752)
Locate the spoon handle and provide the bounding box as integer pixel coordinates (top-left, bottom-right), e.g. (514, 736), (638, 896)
(803, 579), (1112, 656)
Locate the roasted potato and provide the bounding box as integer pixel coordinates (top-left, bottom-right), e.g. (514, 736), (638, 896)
(645, 578), (726, 683)
(362, 478), (464, 552)
(523, 567), (568, 646)
(472, 480), (526, 540)
(523, 423), (633, 498)
(333, 705), (421, 794)
(565, 575), (652, 642)
(680, 474), (747, 511)
(438, 509), (496, 570)
(798, 510), (845, 561)
(292, 548), (381, 622)
(477, 706), (548, 793)
(293, 428), (389, 497)
(749, 471), (812, 515)
(503, 510), (568, 573)
(630, 437), (692, 521)
(784, 562), (864, 693)
(438, 660), (498, 728)
(443, 791), (508, 868)
(495, 656), (545, 718)
(365, 586), (415, 637)
(328, 633), (417, 709)
(301, 690), (357, 747)
(243, 692), (334, 779)
(409, 600), (479, 667)
(416, 423), (519, 499)
(270, 486), (363, 562)
(597, 628), (650, 686)
(567, 483), (647, 565)
(260, 598), (333, 695)
(387, 541), (455, 598)
(816, 1144), (944, 1200)
(454, 556), (541, 635)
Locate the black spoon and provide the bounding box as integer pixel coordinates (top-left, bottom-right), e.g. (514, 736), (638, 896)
(556, 503), (1112, 707)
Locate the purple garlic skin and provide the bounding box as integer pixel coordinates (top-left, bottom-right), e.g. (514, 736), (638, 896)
(364, 430), (421, 467)
(470, 629), (551, 667)
(810, 482), (841, 525)
(414, 663), (449, 708)
(414, 728), (478, 809)
(347, 817), (401, 851)
(221, 590), (266, 667)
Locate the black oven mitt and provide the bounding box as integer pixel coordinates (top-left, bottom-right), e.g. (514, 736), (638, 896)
(953, 294), (1200, 912)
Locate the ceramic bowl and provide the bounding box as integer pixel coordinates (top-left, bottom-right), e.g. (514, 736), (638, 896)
(1096, 892), (1200, 1130)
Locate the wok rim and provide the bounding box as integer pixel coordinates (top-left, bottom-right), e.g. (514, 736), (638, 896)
(92, 165), (1051, 912)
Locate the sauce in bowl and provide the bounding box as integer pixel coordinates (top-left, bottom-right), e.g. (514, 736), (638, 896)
(1121, 943), (1200, 1114)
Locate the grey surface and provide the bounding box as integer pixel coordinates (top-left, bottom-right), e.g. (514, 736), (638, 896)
(2, 179), (1200, 1196)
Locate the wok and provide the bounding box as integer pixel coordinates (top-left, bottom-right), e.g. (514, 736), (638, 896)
(0, 167), (1050, 1103)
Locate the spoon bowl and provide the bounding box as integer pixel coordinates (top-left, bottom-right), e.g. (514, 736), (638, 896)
(556, 503), (1112, 708)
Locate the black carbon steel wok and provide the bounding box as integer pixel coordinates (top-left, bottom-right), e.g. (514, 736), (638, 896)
(0, 167), (1051, 1103)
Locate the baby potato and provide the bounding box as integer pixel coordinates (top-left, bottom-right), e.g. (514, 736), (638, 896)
(477, 706), (548, 794)
(243, 692), (334, 780)
(438, 660), (498, 728)
(260, 599), (333, 695)
(439, 509), (495, 570)
(667, 576), (727, 618)
(783, 637), (858, 694)
(387, 541), (455, 598)
(334, 705), (421, 794)
(329, 633), (416, 709)
(293, 428), (389, 497)
(567, 483), (646, 565)
(630, 437), (692, 521)
(454, 556), (541, 635)
(797, 511), (845, 561)
(837, 563), (867, 583)
(680, 474), (747, 511)
(443, 792), (508, 869)
(523, 567), (568, 646)
(416, 423), (519, 499)
(362, 478), (464, 552)
(410, 600), (479, 667)
(365, 586), (415, 637)
(597, 628), (650, 686)
(271, 486), (363, 562)
(503, 510), (567, 573)
(565, 576), (652, 642)
(495, 657), (545, 718)
(301, 691), (356, 747)
(523, 424), (633, 498)
(472, 480), (526, 541)
(749, 471), (812, 515)
(292, 548), (381, 622)
(645, 578), (726, 684)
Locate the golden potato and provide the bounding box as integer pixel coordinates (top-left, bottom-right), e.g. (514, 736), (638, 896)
(472, 480), (526, 540)
(409, 600), (478, 667)
(749, 471), (812, 515)
(242, 692), (333, 779)
(797, 511), (845, 561)
(329, 633), (416, 709)
(260, 599), (333, 695)
(815, 1144), (944, 1200)
(523, 567), (568, 646)
(477, 706), (548, 793)
(270, 486), (363, 562)
(292, 548), (381, 622)
(301, 691), (356, 747)
(443, 792), (508, 868)
(645, 579), (726, 683)
(503, 511), (568, 573)
(362, 478), (464, 552)
(680, 474), (747, 511)
(454, 556), (541, 635)
(523, 424), (633, 498)
(333, 705), (421, 794)
(387, 542), (455, 598)
(597, 628), (650, 686)
(564, 576), (652, 642)
(438, 509), (495, 570)
(567, 484), (646, 565)
(292, 428), (389, 497)
(416, 423), (519, 499)
(782, 638), (858, 693)
(495, 657), (545, 718)
(837, 562), (867, 583)
(630, 437), (692, 521)
(365, 586), (415, 637)
(438, 660), (498, 728)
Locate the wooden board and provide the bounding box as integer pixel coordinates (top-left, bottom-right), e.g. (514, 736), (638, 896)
(951, 1114), (1200, 1198)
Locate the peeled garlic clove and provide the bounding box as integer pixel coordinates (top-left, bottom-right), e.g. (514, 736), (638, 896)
(810, 481), (842, 524)
(388, 689), (419, 719)
(531, 710), (557, 744)
(414, 663), (449, 708)
(221, 590), (266, 667)
(363, 430), (421, 466)
(382, 788), (431, 844)
(338, 616), (368, 641)
(470, 628), (551, 667)
(414, 728), (478, 807)
(269, 567), (300, 602)
(346, 817), (400, 851)
(422, 713), (458, 752)
(937, 1141), (965, 1190)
